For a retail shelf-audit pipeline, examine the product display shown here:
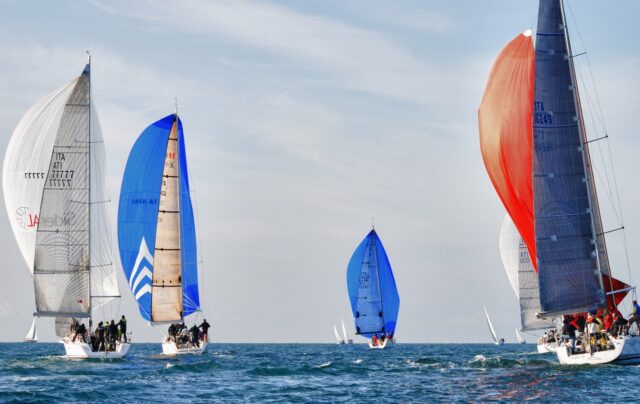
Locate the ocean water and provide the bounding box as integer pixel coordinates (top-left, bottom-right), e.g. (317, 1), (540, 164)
(0, 342), (638, 402)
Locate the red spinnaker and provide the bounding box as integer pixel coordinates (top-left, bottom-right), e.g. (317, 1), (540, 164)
(478, 33), (536, 267)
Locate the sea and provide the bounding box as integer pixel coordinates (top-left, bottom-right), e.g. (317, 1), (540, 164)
(0, 342), (638, 402)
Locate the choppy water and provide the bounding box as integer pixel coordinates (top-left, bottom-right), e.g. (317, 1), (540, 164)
(0, 342), (638, 402)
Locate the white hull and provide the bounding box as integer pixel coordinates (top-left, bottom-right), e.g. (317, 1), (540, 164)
(556, 335), (640, 365)
(162, 340), (207, 355)
(537, 342), (555, 354)
(63, 340), (130, 359)
(369, 339), (393, 349)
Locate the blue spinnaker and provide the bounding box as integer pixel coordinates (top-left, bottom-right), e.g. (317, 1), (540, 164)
(533, 0), (605, 315)
(117, 114), (200, 321)
(347, 230), (399, 338)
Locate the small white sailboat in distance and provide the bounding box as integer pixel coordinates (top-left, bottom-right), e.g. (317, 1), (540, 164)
(333, 324), (344, 344)
(24, 318), (37, 343)
(341, 318), (353, 344)
(515, 328), (526, 344)
(484, 306), (504, 345)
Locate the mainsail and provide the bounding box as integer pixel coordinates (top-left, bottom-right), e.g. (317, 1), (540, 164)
(118, 114), (200, 323)
(24, 318), (37, 342)
(333, 324), (342, 344)
(533, 0), (605, 315)
(346, 229), (400, 338)
(500, 214), (554, 331)
(3, 63), (119, 336)
(483, 306), (499, 344)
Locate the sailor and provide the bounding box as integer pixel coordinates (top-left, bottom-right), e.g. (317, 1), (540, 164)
(561, 315), (577, 352)
(77, 322), (87, 343)
(108, 320), (118, 350)
(199, 319), (211, 341)
(372, 334), (378, 346)
(628, 300), (640, 333)
(586, 313), (605, 351)
(180, 325), (189, 345)
(96, 321), (105, 351)
(189, 324), (200, 347)
(118, 315), (128, 342)
(168, 323), (177, 342)
(603, 309), (614, 332)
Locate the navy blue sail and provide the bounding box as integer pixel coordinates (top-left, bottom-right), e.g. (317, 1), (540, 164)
(347, 229), (400, 338)
(533, 0), (606, 315)
(118, 114), (200, 322)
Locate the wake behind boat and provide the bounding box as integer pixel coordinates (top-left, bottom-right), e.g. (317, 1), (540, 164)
(3, 57), (131, 359)
(346, 227), (400, 349)
(479, 0), (637, 365)
(118, 111), (209, 356)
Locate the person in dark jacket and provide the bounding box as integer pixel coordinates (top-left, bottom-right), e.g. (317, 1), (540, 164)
(199, 320), (211, 341)
(562, 315), (577, 352)
(118, 315), (128, 342)
(96, 322), (105, 351)
(108, 320), (117, 350)
(189, 325), (200, 347)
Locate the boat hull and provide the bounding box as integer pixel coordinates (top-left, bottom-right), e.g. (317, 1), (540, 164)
(162, 340), (207, 355)
(537, 342), (555, 354)
(369, 339), (393, 349)
(556, 335), (640, 365)
(63, 341), (130, 359)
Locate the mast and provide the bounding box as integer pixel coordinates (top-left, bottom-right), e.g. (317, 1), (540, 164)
(371, 231), (385, 332)
(86, 51), (92, 330)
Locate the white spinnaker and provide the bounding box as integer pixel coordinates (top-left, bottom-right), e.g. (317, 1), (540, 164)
(89, 102), (120, 309)
(499, 214), (520, 298)
(333, 324), (342, 343)
(152, 120), (183, 322)
(483, 305), (499, 343)
(3, 80), (77, 273)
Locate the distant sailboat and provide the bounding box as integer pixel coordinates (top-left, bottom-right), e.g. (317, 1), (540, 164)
(347, 228), (400, 349)
(3, 58), (130, 358)
(333, 324), (344, 344)
(24, 318), (37, 343)
(483, 306), (504, 345)
(515, 328), (526, 345)
(118, 112), (205, 355)
(341, 318), (353, 344)
(479, 0), (637, 365)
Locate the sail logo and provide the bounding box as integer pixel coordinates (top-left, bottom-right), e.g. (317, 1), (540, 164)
(15, 207), (38, 230)
(129, 237), (154, 301)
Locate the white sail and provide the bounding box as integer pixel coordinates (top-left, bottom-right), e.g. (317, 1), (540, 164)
(3, 80), (77, 273)
(24, 318), (37, 342)
(341, 318), (348, 342)
(515, 328), (525, 344)
(151, 120), (183, 322)
(483, 305), (499, 343)
(333, 324), (342, 344)
(499, 215), (520, 298)
(4, 64), (120, 330)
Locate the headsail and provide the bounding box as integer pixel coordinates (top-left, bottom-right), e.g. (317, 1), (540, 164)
(118, 114), (199, 323)
(341, 318), (348, 342)
(533, 0), (605, 315)
(333, 324), (342, 344)
(346, 229), (400, 338)
(24, 318), (37, 342)
(500, 214), (554, 331)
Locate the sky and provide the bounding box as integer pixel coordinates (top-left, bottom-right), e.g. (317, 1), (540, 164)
(0, 0), (639, 343)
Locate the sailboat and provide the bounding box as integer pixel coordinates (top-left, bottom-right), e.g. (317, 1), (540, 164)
(118, 112), (205, 355)
(333, 324), (345, 344)
(515, 328), (526, 345)
(24, 318), (37, 343)
(499, 214), (555, 353)
(2, 57), (130, 358)
(341, 318), (353, 344)
(483, 306), (504, 345)
(347, 228), (400, 349)
(479, 0), (638, 365)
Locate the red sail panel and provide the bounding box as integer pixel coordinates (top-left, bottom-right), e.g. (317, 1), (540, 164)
(604, 275), (630, 308)
(478, 33), (536, 267)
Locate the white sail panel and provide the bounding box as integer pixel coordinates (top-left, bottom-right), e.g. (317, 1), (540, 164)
(483, 306), (499, 343)
(151, 121), (183, 322)
(3, 80), (77, 273)
(333, 324), (342, 343)
(24, 318), (37, 342)
(499, 214), (520, 298)
(88, 102), (120, 308)
(33, 72), (91, 316)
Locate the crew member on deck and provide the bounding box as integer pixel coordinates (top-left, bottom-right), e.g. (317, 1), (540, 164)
(199, 319), (211, 341)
